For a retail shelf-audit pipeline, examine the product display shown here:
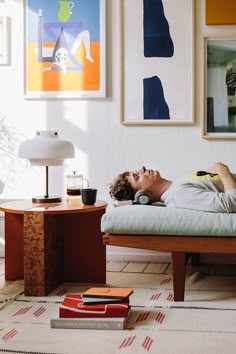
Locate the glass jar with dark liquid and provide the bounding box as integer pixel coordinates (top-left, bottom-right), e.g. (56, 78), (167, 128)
(66, 171), (88, 197)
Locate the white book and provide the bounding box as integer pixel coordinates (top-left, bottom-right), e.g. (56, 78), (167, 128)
(50, 315), (129, 330)
(81, 296), (128, 304)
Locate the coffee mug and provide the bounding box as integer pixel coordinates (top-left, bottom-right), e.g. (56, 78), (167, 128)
(81, 189), (97, 205)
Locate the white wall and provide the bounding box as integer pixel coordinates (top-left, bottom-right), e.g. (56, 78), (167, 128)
(1, 0), (236, 260)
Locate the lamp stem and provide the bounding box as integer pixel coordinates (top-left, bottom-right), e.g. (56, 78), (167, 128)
(45, 166), (49, 199)
(32, 164), (61, 203)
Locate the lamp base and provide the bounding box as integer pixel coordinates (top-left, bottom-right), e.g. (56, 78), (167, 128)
(32, 196), (62, 203)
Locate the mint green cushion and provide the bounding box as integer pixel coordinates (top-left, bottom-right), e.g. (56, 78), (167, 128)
(101, 205), (236, 236)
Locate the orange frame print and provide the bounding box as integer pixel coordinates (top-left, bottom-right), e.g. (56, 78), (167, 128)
(25, 0), (106, 98)
(206, 0), (236, 25)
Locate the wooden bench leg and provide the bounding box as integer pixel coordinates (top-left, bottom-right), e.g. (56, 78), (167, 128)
(171, 252), (187, 301)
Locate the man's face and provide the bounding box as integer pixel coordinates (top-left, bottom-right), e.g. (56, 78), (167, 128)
(127, 166), (160, 191)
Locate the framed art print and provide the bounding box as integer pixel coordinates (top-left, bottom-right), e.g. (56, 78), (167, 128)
(24, 0), (106, 98)
(203, 35), (236, 139)
(119, 0), (195, 125)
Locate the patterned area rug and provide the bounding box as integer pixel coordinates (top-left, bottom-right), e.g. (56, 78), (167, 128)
(0, 266), (236, 353)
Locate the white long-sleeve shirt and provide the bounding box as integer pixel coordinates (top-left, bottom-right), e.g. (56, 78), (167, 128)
(160, 173), (236, 213)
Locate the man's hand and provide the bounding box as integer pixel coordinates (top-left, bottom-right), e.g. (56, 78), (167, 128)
(208, 162), (236, 192)
(208, 162), (230, 175)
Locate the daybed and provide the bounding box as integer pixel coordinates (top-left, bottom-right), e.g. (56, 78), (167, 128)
(101, 205), (236, 301)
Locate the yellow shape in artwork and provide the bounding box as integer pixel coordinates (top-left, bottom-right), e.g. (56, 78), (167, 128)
(206, 0), (236, 25)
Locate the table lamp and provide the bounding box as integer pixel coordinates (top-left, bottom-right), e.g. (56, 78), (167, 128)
(19, 130), (75, 203)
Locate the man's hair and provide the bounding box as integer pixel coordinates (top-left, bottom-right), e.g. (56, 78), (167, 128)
(109, 171), (136, 201)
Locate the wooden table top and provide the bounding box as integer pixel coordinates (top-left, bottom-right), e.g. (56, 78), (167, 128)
(0, 199), (107, 215)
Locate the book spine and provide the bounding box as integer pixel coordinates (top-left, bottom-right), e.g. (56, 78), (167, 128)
(59, 307), (129, 318)
(50, 318), (124, 330)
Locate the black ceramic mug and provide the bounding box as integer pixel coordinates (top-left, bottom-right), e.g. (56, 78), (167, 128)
(81, 188), (97, 205)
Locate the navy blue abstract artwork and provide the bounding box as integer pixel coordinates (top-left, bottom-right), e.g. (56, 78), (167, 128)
(121, 0), (193, 124)
(143, 76), (170, 120)
(143, 0), (174, 58)
(143, 0), (173, 120)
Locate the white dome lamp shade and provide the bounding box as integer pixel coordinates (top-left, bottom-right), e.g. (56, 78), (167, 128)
(19, 131), (75, 203)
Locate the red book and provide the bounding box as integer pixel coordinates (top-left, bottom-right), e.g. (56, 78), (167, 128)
(59, 294), (130, 318)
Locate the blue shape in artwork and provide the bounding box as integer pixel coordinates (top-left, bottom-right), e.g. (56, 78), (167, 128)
(143, 0), (174, 57)
(143, 76), (170, 120)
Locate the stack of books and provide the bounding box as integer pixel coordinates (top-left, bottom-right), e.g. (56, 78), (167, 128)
(50, 287), (133, 330)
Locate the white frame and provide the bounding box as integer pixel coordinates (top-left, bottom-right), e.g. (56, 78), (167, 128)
(0, 16), (9, 65)
(119, 0), (195, 125)
(202, 35), (236, 139)
(24, 0), (106, 99)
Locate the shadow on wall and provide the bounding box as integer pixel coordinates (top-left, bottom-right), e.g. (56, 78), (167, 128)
(0, 116), (28, 197)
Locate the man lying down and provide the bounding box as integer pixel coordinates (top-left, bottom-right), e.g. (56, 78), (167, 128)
(109, 162), (236, 213)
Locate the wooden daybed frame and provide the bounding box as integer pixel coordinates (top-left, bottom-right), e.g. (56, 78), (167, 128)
(103, 233), (236, 301)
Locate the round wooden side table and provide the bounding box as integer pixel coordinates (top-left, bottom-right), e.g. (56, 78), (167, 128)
(0, 199), (107, 296)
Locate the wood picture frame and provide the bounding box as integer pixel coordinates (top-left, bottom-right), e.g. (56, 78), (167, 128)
(119, 0), (195, 126)
(202, 35), (236, 139)
(24, 0), (106, 99)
